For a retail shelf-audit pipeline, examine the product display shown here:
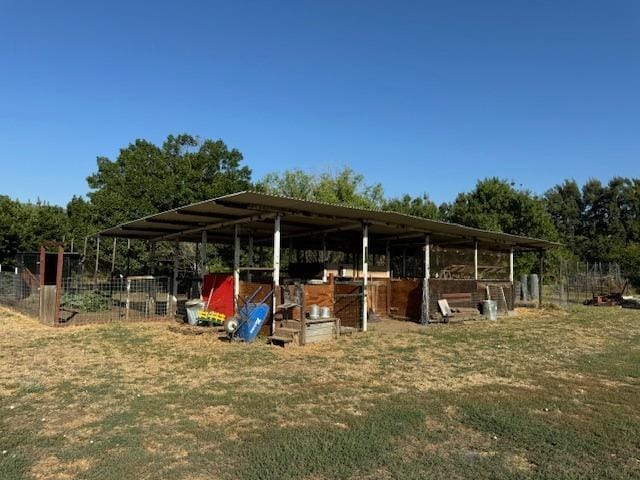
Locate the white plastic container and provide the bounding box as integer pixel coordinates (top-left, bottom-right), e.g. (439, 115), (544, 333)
(185, 299), (204, 325)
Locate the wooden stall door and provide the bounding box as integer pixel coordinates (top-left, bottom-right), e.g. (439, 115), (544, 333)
(334, 282), (362, 329)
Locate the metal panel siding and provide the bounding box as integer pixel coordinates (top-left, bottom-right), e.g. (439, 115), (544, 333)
(100, 191), (559, 250)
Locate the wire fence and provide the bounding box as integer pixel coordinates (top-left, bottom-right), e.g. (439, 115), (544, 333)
(547, 261), (628, 306)
(0, 271), (174, 326)
(59, 276), (172, 325)
(0, 270), (41, 317)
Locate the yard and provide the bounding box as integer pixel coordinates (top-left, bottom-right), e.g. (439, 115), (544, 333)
(1, 305), (639, 480)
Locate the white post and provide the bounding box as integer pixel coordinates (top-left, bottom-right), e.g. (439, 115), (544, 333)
(272, 215), (281, 333)
(171, 240), (179, 316)
(322, 235), (328, 283)
(362, 223), (369, 332)
(421, 234), (431, 324)
(509, 247), (514, 283)
(200, 230), (208, 276)
(126, 277), (131, 320)
(233, 225), (240, 312)
(474, 240), (479, 280)
(248, 234), (254, 283)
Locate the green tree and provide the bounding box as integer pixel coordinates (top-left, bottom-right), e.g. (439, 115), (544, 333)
(443, 178), (558, 275)
(383, 194), (439, 219)
(257, 167), (385, 209)
(87, 134), (252, 227)
(444, 178), (556, 239)
(0, 196), (23, 265)
(544, 179), (583, 249)
(20, 202), (69, 250)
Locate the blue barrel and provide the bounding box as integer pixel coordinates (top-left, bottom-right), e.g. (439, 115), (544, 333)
(235, 304), (270, 342)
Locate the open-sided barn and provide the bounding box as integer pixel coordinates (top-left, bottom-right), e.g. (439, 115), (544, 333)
(97, 191), (557, 343)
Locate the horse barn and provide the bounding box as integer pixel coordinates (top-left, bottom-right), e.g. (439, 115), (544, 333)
(96, 191), (556, 344)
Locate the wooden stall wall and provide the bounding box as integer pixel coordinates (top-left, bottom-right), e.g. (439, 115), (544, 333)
(388, 278), (515, 323)
(430, 279), (514, 318)
(304, 284), (334, 312)
(334, 282), (362, 328)
(369, 280), (389, 317)
(239, 280), (273, 335)
(388, 279), (422, 320)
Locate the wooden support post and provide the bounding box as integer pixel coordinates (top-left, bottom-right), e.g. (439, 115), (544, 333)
(474, 239), (479, 280)
(272, 215), (281, 334)
(402, 248), (406, 277)
(248, 234), (254, 283)
(81, 236), (88, 276)
(200, 230), (208, 276)
(421, 234), (430, 325)
(150, 242), (156, 276)
(54, 245), (64, 326)
(322, 235), (328, 283)
(126, 239), (131, 277)
(111, 237), (117, 273)
(93, 236), (100, 287)
(539, 249), (544, 308)
(386, 240), (391, 278)
(362, 223), (369, 332)
(233, 225), (240, 312)
(288, 238), (293, 266)
(38, 246), (46, 321)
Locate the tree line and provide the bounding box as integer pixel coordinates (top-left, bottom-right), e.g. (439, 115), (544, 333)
(1, 134), (638, 284)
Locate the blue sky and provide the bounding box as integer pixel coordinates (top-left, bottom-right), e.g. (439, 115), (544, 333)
(1, 0), (638, 206)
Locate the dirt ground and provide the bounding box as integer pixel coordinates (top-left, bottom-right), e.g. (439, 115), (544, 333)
(1, 304), (639, 479)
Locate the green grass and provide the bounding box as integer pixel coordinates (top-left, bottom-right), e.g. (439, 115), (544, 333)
(1, 305), (639, 479)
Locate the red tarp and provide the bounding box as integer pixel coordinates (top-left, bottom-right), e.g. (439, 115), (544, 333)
(202, 274), (234, 318)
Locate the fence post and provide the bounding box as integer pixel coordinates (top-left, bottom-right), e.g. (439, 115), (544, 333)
(126, 277), (131, 320)
(94, 236), (100, 288)
(54, 245), (64, 326)
(39, 246), (46, 321)
(538, 250), (544, 308)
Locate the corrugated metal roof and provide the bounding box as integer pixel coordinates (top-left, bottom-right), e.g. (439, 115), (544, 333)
(99, 191), (559, 251)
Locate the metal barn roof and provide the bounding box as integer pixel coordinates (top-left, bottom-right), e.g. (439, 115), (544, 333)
(99, 191), (559, 251)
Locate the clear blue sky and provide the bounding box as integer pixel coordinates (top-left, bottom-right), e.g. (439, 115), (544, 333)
(1, 0), (638, 206)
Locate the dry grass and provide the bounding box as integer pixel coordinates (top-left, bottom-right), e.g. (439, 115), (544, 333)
(1, 305), (639, 479)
